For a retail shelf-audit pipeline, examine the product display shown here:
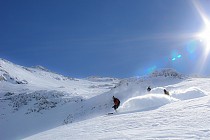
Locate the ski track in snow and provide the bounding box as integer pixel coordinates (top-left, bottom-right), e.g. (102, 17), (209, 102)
(0, 59), (210, 140)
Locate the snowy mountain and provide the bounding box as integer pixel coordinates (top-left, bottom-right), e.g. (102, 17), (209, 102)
(0, 58), (119, 140)
(1, 58), (210, 140)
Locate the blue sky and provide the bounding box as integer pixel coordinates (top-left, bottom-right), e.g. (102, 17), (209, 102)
(0, 0), (210, 78)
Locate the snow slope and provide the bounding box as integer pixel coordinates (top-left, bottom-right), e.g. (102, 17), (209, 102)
(25, 95), (210, 140)
(24, 71), (210, 140)
(24, 76), (210, 140)
(0, 59), (119, 140)
(1, 58), (210, 140)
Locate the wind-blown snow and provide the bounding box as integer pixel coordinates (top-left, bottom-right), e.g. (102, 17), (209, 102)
(119, 94), (178, 112)
(1, 58), (210, 140)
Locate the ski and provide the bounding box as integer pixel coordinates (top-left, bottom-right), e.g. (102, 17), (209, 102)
(107, 112), (114, 115)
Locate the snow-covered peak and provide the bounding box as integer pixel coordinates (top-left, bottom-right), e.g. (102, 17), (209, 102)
(0, 58), (76, 86)
(149, 68), (184, 79)
(86, 76), (119, 82)
(31, 65), (51, 72)
(0, 59), (30, 84)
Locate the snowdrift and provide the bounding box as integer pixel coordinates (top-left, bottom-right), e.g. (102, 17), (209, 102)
(172, 87), (207, 100)
(119, 94), (178, 112)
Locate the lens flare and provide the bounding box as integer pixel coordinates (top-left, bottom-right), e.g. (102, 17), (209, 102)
(171, 54), (182, 62)
(186, 41), (197, 54)
(177, 55), (182, 58)
(146, 65), (157, 74)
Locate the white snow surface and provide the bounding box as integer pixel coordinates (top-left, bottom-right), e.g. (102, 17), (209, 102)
(0, 58), (210, 140)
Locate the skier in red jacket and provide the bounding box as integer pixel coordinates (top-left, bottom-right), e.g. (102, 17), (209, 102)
(112, 96), (120, 110)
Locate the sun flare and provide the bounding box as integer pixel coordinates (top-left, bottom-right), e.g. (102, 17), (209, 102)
(192, 0), (210, 73)
(198, 25), (210, 52)
(193, 0), (210, 53)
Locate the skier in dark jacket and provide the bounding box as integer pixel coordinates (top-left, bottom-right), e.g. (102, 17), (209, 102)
(147, 86), (151, 92)
(164, 89), (170, 96)
(112, 96), (120, 110)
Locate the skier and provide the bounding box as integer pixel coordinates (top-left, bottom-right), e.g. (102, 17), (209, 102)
(164, 89), (170, 96)
(112, 96), (120, 110)
(147, 86), (151, 92)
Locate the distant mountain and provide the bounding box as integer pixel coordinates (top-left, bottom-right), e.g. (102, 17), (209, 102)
(149, 68), (185, 79)
(0, 58), (119, 140)
(31, 65), (51, 72)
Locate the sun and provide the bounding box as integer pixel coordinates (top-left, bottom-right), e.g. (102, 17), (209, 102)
(196, 24), (210, 72)
(198, 25), (210, 52)
(192, 0), (210, 73)
(193, 0), (210, 53)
